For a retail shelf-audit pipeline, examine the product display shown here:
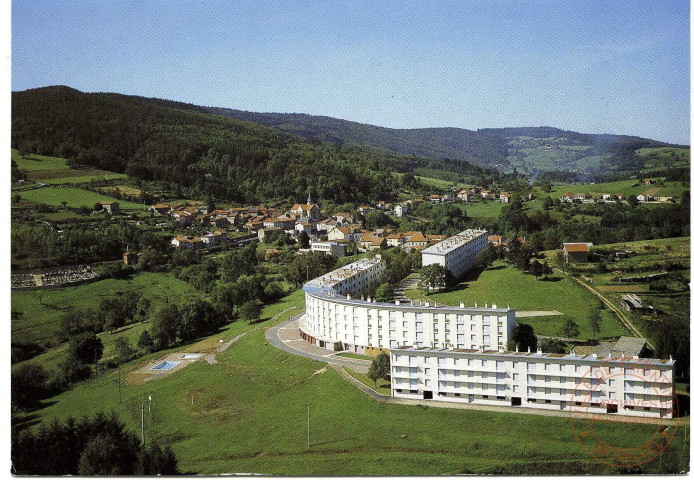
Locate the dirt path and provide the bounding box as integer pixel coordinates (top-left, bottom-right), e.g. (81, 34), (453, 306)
(558, 270), (652, 349)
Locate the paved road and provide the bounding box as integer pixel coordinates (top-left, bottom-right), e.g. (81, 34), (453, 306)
(265, 315), (371, 373)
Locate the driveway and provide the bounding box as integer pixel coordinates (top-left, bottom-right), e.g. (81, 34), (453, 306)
(265, 315), (372, 374)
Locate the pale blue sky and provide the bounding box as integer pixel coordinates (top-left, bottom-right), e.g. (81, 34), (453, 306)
(11, 1), (690, 144)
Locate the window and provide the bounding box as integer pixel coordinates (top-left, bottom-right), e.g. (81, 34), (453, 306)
(425, 368), (430, 375)
(513, 361), (519, 368)
(609, 392), (615, 399)
(609, 379), (616, 387)
(438, 357), (446, 366)
(513, 373), (519, 381)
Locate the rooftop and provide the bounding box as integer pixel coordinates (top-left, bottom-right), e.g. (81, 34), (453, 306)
(392, 346), (674, 367)
(421, 229), (487, 256)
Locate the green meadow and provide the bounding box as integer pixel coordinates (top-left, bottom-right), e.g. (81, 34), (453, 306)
(14, 289), (680, 475)
(16, 186), (144, 209)
(428, 263), (627, 340)
(12, 272), (197, 347)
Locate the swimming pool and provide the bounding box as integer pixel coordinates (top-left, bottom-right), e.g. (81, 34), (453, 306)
(152, 361), (180, 370)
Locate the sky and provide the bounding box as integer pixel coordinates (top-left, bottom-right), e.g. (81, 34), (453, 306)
(11, 0), (691, 144)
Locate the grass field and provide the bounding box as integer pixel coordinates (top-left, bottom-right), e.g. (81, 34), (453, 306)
(12, 149), (71, 171)
(428, 263), (627, 340)
(343, 367), (391, 395)
(41, 172), (128, 184)
(456, 201), (504, 218)
(12, 272), (197, 347)
(16, 186), (144, 209)
(14, 288), (684, 475)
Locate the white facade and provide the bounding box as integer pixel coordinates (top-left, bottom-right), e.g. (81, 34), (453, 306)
(394, 205), (407, 217)
(391, 347), (675, 419)
(421, 229), (488, 278)
(310, 241), (347, 258)
(301, 256), (515, 353)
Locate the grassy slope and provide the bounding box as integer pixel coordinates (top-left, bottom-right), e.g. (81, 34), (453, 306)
(16, 290), (677, 475)
(12, 149), (71, 171)
(12, 272), (197, 346)
(428, 263), (627, 340)
(17, 186), (144, 209)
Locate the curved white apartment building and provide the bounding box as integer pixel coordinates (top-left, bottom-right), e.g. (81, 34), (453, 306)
(300, 254), (515, 355)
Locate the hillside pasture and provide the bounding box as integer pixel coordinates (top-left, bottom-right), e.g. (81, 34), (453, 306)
(11, 272), (196, 347)
(12, 149), (71, 171)
(17, 186), (144, 209)
(13, 289), (678, 475)
(428, 263), (627, 340)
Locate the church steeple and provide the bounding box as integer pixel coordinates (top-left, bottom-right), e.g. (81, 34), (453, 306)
(307, 192), (312, 205)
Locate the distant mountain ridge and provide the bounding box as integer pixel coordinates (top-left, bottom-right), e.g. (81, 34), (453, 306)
(205, 108), (685, 178)
(12, 86), (688, 183)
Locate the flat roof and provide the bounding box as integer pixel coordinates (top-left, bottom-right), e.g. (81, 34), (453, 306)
(392, 346), (673, 367)
(421, 229), (487, 256)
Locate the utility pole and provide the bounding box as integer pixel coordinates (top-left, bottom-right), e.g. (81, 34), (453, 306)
(141, 404), (145, 446)
(307, 402), (310, 448)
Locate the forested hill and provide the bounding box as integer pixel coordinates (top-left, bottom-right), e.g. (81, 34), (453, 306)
(205, 108), (509, 167)
(207, 108), (686, 180)
(11, 86), (500, 204)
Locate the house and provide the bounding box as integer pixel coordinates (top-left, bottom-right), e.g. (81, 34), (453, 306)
(601, 194), (611, 200)
(290, 203), (321, 221)
(295, 220), (316, 235)
(358, 205), (375, 214)
(98, 201), (119, 214)
(394, 205), (408, 217)
(310, 241), (348, 258)
(562, 243), (592, 263)
(333, 212), (353, 223)
(641, 178), (656, 185)
(636, 193), (652, 203)
(403, 231), (430, 251)
(386, 233), (406, 247)
(621, 294), (655, 314)
(328, 226), (362, 242)
(264, 248), (280, 261)
(561, 192), (575, 203)
(488, 235), (503, 246)
(480, 190), (491, 198)
(499, 192), (511, 203)
(457, 191), (470, 203)
(244, 219), (265, 232)
(316, 218), (339, 232)
(430, 194), (442, 204)
(150, 204), (170, 215)
(171, 235), (204, 250)
(263, 216), (295, 230)
(122, 251), (132, 265)
(358, 232), (387, 251)
(258, 227), (283, 242)
(614, 193), (624, 201)
(201, 230), (227, 247)
(575, 193), (589, 201)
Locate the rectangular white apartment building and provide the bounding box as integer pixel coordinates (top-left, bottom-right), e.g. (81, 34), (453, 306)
(391, 347), (675, 419)
(421, 229), (488, 278)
